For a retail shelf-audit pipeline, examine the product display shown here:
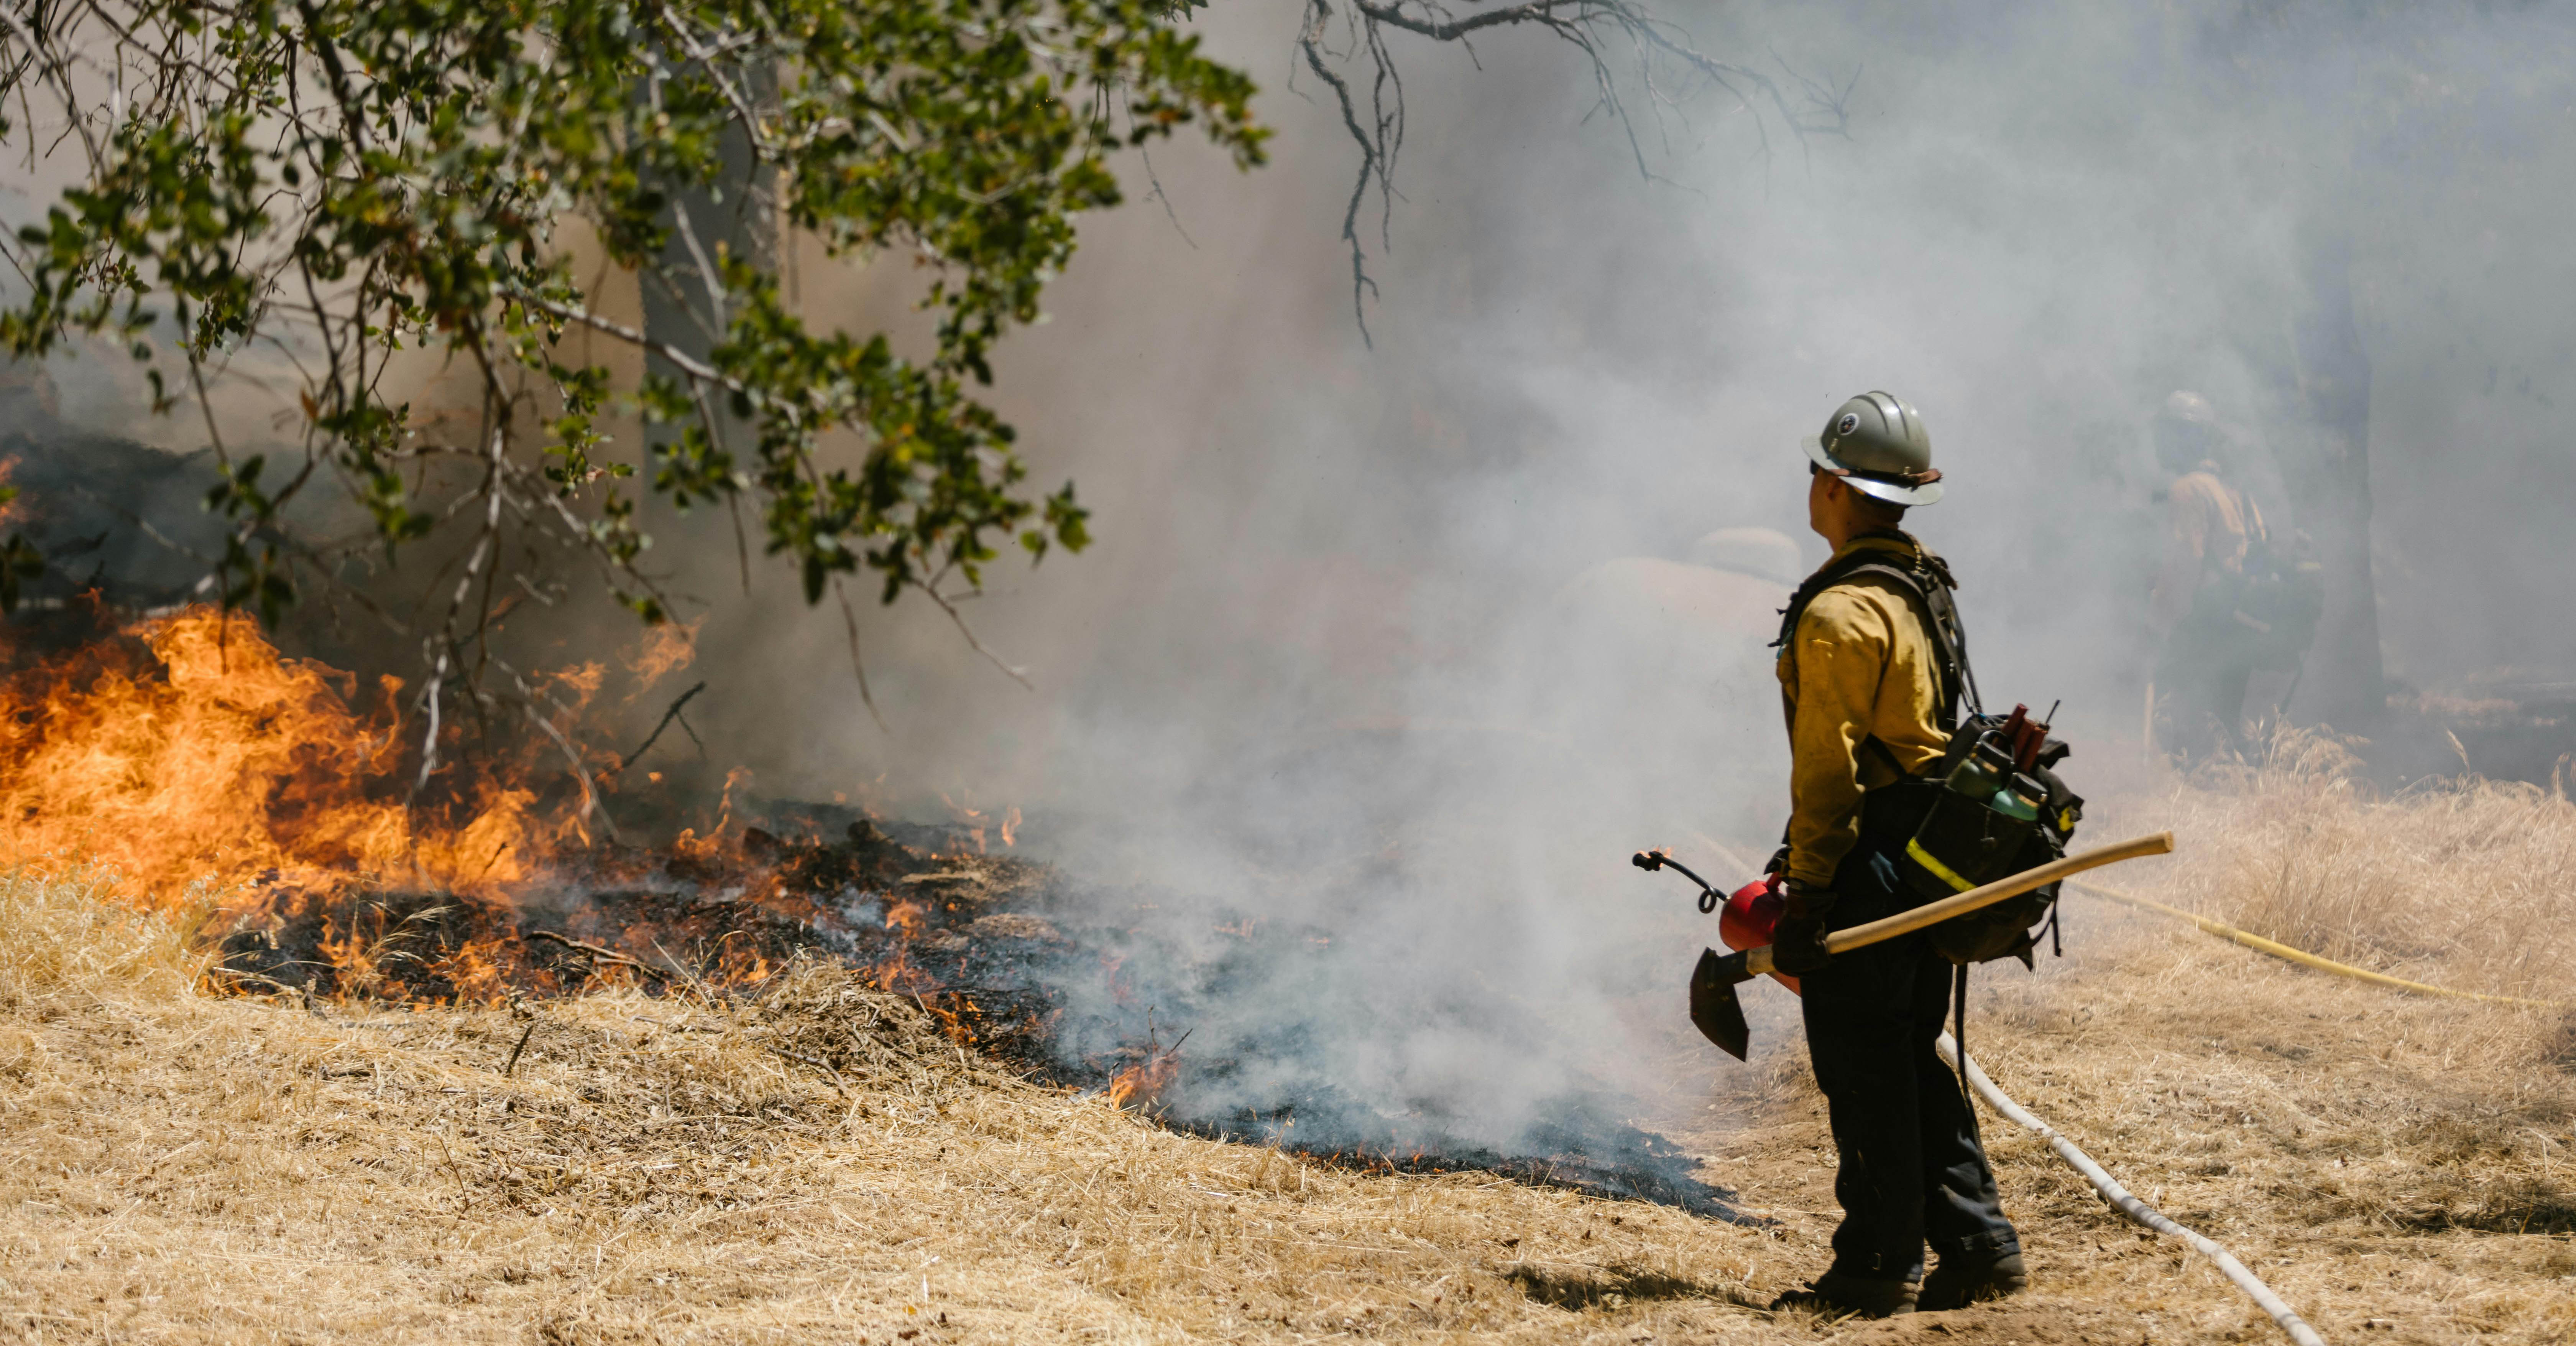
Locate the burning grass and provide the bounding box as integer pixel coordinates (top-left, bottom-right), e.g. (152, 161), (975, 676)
(0, 606), (2569, 1341)
(0, 869), (1796, 1344)
(0, 791), (2552, 1344)
(0, 610), (564, 904)
(0, 602), (1755, 1214)
(5, 797), (2571, 1343)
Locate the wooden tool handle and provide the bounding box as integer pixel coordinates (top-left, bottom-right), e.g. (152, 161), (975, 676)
(1741, 832), (2174, 976)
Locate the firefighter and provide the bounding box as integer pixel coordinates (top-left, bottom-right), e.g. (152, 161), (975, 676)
(1764, 392), (2023, 1318)
(2146, 390), (2265, 760)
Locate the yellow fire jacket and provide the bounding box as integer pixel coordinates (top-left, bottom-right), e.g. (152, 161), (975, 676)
(2147, 463), (2262, 639)
(1774, 533), (1950, 889)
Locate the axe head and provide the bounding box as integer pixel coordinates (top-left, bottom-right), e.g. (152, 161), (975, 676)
(1690, 947), (1755, 1060)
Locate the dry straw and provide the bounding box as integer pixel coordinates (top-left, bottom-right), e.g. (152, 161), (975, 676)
(0, 733), (2568, 1343)
(0, 874), (1784, 1343)
(2124, 727), (2576, 1006)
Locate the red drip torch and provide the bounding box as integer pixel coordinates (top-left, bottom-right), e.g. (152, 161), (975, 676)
(1636, 834), (2175, 1060)
(1631, 851), (1802, 994)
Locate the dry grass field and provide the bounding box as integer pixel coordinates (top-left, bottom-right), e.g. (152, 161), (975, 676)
(0, 740), (2569, 1344)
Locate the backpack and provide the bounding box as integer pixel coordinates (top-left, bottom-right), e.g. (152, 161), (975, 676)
(2188, 487), (2324, 674)
(1773, 534), (2084, 969)
(1896, 708), (2080, 967)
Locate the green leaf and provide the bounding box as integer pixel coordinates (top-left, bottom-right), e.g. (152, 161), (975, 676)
(0, 0), (1267, 644)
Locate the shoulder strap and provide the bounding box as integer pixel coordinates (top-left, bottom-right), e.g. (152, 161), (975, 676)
(1771, 535), (1904, 651)
(2198, 471), (2267, 556)
(1774, 536), (1982, 726)
(1849, 560), (1981, 727)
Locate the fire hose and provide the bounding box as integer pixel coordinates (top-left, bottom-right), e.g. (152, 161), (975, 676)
(2066, 879), (2573, 1010)
(1935, 1033), (2330, 1346)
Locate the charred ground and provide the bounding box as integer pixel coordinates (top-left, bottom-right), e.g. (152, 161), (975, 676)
(208, 809), (1751, 1221)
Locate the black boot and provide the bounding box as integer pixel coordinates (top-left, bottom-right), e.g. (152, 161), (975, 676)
(1768, 1269), (1919, 1319)
(1919, 1251), (2028, 1311)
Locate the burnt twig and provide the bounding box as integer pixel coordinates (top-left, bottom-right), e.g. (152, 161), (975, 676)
(610, 680), (709, 776)
(521, 697), (622, 847)
(502, 1020), (538, 1076)
(209, 966), (324, 1015)
(526, 929), (673, 986)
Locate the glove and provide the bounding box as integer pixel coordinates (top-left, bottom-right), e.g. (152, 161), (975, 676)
(1771, 882), (1835, 975)
(1764, 844), (1790, 877)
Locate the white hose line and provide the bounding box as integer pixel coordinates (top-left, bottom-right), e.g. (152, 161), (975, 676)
(1935, 1033), (2328, 1346)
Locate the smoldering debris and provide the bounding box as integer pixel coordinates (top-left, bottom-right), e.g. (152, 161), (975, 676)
(205, 805), (1754, 1221)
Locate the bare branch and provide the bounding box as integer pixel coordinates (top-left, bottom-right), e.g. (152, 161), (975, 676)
(1298, 0), (1856, 337)
(912, 576), (1033, 691)
(514, 292), (743, 392)
(609, 680), (709, 777)
(830, 576), (889, 733)
(1300, 14), (1383, 346)
(502, 665), (623, 847)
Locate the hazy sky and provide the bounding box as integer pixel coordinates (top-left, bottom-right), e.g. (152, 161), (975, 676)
(659, 0), (2576, 812)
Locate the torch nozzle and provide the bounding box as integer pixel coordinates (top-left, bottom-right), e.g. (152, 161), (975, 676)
(1631, 848), (1723, 913)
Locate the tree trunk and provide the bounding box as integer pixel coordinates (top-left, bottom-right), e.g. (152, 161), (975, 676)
(2270, 229), (2387, 732)
(640, 92), (777, 434)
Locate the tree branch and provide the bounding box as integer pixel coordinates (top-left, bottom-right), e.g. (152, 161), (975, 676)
(1298, 0), (1855, 339)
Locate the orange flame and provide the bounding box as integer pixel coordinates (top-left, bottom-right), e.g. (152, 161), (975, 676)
(0, 602), (1024, 1022)
(1104, 1048), (1181, 1110)
(941, 791), (988, 854)
(623, 616), (702, 691)
(0, 609), (553, 909)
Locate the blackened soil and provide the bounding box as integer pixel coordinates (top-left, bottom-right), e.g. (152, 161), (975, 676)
(212, 810), (1756, 1224)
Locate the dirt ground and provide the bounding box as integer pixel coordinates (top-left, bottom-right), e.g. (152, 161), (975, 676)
(1655, 907), (2576, 1346)
(0, 845), (2569, 1346)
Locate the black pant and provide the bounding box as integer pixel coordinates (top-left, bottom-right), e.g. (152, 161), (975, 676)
(1800, 846), (2019, 1282)
(2157, 627), (2258, 762)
